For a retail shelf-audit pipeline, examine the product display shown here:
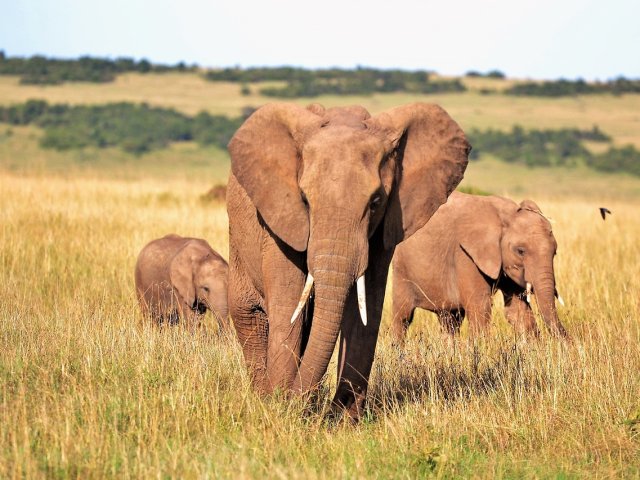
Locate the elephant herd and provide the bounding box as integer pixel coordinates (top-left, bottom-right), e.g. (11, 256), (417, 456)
(135, 102), (569, 421)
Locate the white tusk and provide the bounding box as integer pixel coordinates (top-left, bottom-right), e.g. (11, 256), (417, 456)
(525, 282), (532, 304)
(556, 292), (565, 307)
(356, 274), (367, 326)
(290, 274), (314, 324)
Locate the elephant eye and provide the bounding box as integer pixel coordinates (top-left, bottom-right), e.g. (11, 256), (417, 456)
(516, 247), (526, 256)
(202, 286), (210, 293)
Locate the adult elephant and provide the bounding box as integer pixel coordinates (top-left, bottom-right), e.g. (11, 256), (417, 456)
(226, 102), (470, 419)
(391, 192), (569, 344)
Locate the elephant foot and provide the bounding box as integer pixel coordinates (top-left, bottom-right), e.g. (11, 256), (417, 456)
(331, 382), (368, 422)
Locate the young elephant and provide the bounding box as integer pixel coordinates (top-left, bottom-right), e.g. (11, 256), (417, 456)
(135, 234), (230, 330)
(391, 192), (568, 343)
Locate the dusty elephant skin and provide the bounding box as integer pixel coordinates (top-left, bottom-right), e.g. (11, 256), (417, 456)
(135, 234), (230, 330)
(226, 102), (470, 419)
(391, 192), (569, 344)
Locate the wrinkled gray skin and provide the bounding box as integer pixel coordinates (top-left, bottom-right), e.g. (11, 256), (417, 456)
(135, 234), (230, 330)
(391, 192), (568, 343)
(226, 102), (470, 420)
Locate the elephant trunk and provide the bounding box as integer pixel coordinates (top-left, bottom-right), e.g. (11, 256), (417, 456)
(206, 287), (230, 331)
(293, 213), (366, 393)
(531, 267), (567, 337)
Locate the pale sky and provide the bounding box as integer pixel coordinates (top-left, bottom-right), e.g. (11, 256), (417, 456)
(1, 0), (638, 80)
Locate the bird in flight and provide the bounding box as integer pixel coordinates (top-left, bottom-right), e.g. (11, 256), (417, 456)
(599, 207), (612, 220)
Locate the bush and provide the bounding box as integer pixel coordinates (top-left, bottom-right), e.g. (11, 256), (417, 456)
(0, 99), (52, 124)
(465, 70), (505, 79)
(486, 70), (506, 79)
(190, 112), (243, 147)
(588, 146), (640, 176)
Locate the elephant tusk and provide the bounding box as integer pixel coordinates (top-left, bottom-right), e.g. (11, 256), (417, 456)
(357, 274), (367, 326)
(555, 291), (565, 307)
(525, 282), (532, 304)
(290, 273), (314, 324)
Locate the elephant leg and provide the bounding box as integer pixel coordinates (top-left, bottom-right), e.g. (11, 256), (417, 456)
(333, 232), (394, 420)
(214, 311), (233, 336)
(503, 291), (540, 337)
(455, 250), (492, 337)
(176, 299), (203, 331)
(462, 291), (492, 337)
(390, 276), (416, 347)
(438, 308), (464, 336)
(182, 309), (201, 331)
(262, 235), (307, 392)
(228, 251), (269, 393)
(162, 308), (180, 327)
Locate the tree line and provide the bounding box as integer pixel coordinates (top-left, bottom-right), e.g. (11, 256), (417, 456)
(1, 99), (638, 176)
(204, 67), (640, 98)
(206, 66), (466, 97)
(2, 53), (639, 98)
(467, 125), (640, 176)
(0, 51), (196, 85)
(504, 77), (640, 97)
(464, 70), (506, 79)
(467, 125), (610, 166)
(0, 100), (243, 154)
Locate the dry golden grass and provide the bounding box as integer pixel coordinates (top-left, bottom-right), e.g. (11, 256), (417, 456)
(1, 171), (639, 478)
(2, 73), (640, 147)
(1, 69), (639, 477)
(460, 157), (640, 201)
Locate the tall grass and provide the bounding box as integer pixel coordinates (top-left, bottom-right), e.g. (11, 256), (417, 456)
(1, 173), (638, 478)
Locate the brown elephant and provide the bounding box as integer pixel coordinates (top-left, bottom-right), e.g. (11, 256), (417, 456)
(135, 234), (230, 330)
(391, 192), (569, 344)
(226, 102), (470, 418)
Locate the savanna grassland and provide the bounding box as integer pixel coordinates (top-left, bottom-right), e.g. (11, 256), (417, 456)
(1, 73), (639, 478)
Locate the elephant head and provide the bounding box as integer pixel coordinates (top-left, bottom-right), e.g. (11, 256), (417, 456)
(458, 196), (567, 337)
(228, 102), (470, 392)
(170, 241), (229, 322)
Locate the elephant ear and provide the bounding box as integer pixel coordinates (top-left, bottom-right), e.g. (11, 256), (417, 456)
(519, 199), (542, 212)
(306, 103), (326, 116)
(367, 103), (471, 249)
(169, 243), (200, 308)
(457, 198), (503, 280)
(228, 103), (324, 252)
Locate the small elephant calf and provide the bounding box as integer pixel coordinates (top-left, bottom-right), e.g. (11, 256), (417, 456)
(391, 192), (568, 343)
(135, 234), (230, 330)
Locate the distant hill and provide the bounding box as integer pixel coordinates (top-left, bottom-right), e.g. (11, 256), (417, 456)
(1, 52), (638, 97)
(1, 99), (638, 177)
(0, 54), (639, 180)
(0, 51), (196, 85)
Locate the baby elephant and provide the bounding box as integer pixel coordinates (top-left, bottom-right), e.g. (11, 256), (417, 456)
(391, 191), (568, 343)
(135, 234), (230, 330)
